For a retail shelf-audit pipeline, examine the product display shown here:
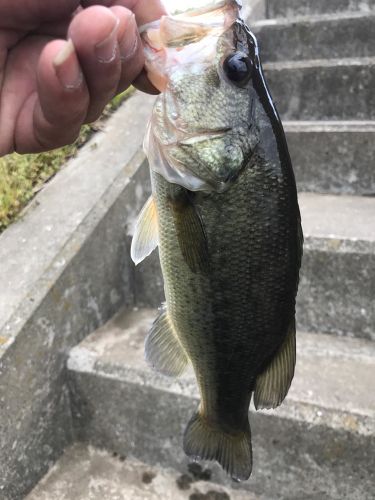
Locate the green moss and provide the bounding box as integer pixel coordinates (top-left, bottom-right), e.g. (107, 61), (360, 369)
(0, 88), (134, 233)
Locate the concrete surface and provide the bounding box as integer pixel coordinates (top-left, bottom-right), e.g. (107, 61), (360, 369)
(251, 3), (375, 195)
(0, 93), (154, 500)
(267, 0), (375, 18)
(27, 444), (257, 500)
(3, 0), (375, 497)
(244, 0), (266, 21)
(284, 121), (375, 195)
(253, 12), (375, 62)
(67, 308), (375, 500)
(298, 193), (375, 243)
(0, 93), (154, 335)
(297, 193), (375, 340)
(263, 57), (375, 120)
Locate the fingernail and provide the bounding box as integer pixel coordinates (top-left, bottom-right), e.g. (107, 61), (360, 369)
(53, 39), (83, 90)
(95, 18), (119, 63)
(119, 15), (140, 62)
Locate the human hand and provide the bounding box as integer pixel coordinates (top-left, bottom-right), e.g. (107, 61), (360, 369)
(0, 0), (166, 156)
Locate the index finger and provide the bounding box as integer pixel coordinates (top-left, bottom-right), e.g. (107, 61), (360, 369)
(80, 0), (167, 25)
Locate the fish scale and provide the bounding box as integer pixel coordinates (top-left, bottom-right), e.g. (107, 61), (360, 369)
(151, 147), (298, 418)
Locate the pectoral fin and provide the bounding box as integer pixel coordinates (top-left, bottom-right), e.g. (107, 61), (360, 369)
(131, 196), (159, 265)
(254, 319), (296, 410)
(169, 188), (209, 274)
(145, 306), (189, 377)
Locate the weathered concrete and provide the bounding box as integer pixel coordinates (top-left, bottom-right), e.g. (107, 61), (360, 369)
(252, 1), (375, 191)
(0, 93), (155, 334)
(67, 308), (375, 500)
(4, 2), (375, 497)
(0, 93), (155, 500)
(263, 57), (375, 120)
(253, 13), (375, 62)
(284, 121), (375, 195)
(244, 0), (266, 21)
(266, 0), (375, 18)
(297, 193), (375, 340)
(27, 444), (257, 500)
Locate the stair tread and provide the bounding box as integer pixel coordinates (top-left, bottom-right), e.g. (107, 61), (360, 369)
(27, 443), (254, 500)
(254, 10), (375, 27)
(299, 192), (375, 242)
(284, 120), (375, 132)
(263, 56), (375, 70)
(266, 0), (375, 18)
(68, 308), (375, 435)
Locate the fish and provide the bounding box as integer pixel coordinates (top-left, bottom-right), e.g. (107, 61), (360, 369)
(131, 0), (303, 482)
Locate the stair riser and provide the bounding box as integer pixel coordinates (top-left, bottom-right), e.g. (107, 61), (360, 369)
(266, 0), (375, 18)
(297, 245), (375, 341)
(286, 128), (375, 195)
(254, 16), (375, 62)
(69, 371), (375, 500)
(264, 62), (375, 120)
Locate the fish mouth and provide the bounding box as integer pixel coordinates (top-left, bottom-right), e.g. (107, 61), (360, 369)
(178, 127), (232, 146)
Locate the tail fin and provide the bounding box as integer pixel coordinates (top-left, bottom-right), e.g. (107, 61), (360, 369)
(183, 410), (252, 482)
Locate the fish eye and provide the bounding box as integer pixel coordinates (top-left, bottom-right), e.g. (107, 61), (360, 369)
(223, 52), (253, 87)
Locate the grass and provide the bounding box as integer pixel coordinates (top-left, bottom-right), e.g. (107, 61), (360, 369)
(0, 88), (134, 234)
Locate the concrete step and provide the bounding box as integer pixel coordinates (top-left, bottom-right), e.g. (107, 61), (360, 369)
(263, 57), (375, 120)
(297, 193), (375, 340)
(133, 193), (375, 340)
(253, 13), (375, 62)
(27, 443), (255, 500)
(66, 308), (375, 500)
(284, 121), (375, 195)
(266, 0), (375, 18)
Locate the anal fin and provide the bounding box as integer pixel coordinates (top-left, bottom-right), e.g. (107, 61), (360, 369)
(254, 319), (296, 410)
(145, 307), (189, 377)
(131, 196), (159, 265)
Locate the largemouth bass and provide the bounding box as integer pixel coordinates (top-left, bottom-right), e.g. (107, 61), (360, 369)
(131, 0), (303, 481)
